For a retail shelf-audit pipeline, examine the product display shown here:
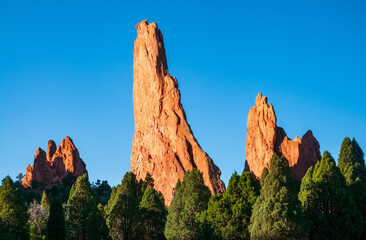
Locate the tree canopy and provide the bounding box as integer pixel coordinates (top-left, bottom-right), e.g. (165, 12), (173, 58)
(249, 154), (309, 240)
(0, 176), (28, 239)
(299, 151), (363, 240)
(203, 171), (260, 239)
(66, 174), (108, 240)
(164, 168), (212, 240)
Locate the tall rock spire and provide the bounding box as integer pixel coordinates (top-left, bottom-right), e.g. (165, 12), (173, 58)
(245, 93), (321, 181)
(131, 20), (225, 204)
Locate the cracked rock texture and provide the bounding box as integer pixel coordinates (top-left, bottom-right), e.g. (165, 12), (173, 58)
(22, 136), (87, 188)
(131, 20), (225, 204)
(245, 93), (321, 181)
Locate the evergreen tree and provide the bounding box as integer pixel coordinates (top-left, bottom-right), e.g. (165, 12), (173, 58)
(260, 167), (268, 186)
(139, 187), (167, 240)
(66, 174), (109, 240)
(249, 154), (309, 240)
(47, 196), (66, 240)
(28, 199), (49, 240)
(106, 172), (142, 240)
(40, 191), (50, 211)
(299, 151), (363, 240)
(202, 171), (260, 239)
(337, 137), (366, 239)
(0, 176), (28, 239)
(0, 216), (14, 240)
(92, 180), (112, 206)
(164, 169), (211, 240)
(144, 173), (154, 188)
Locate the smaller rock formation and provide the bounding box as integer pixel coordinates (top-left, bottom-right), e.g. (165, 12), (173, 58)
(245, 93), (321, 181)
(22, 136), (87, 188)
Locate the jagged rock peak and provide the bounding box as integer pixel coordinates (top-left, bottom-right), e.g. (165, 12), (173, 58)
(245, 93), (321, 181)
(47, 140), (56, 162)
(131, 20), (225, 205)
(22, 136), (87, 188)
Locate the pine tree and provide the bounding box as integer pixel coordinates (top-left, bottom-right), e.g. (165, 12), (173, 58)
(40, 191), (50, 211)
(249, 154), (309, 240)
(139, 187), (167, 240)
(0, 176), (28, 239)
(47, 196), (66, 240)
(106, 172), (142, 240)
(260, 167), (268, 186)
(66, 174), (109, 240)
(0, 216), (14, 240)
(164, 169), (211, 240)
(299, 151), (363, 240)
(203, 171), (260, 239)
(337, 137), (366, 239)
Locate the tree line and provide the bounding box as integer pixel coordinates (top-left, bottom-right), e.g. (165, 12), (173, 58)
(0, 137), (365, 240)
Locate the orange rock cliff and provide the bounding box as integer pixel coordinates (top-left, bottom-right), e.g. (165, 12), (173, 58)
(130, 20), (225, 204)
(245, 93), (321, 181)
(22, 136), (87, 188)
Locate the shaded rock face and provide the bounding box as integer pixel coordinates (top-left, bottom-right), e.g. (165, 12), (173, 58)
(245, 93), (321, 181)
(131, 20), (225, 204)
(47, 140), (56, 162)
(22, 136), (87, 188)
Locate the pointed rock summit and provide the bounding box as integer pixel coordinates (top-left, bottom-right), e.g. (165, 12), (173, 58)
(131, 20), (225, 204)
(22, 136), (87, 188)
(245, 93), (321, 181)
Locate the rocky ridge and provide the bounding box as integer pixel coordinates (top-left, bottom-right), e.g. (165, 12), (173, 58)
(22, 136), (87, 188)
(245, 93), (321, 180)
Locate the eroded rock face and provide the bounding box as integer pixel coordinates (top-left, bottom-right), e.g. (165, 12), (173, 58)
(52, 136), (87, 180)
(22, 136), (87, 188)
(47, 140), (56, 162)
(131, 20), (225, 204)
(245, 93), (321, 181)
(245, 93), (277, 176)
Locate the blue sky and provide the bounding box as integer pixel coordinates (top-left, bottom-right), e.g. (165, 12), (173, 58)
(0, 1), (365, 187)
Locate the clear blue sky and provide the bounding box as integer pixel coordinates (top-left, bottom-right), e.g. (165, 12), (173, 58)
(1, 1), (365, 187)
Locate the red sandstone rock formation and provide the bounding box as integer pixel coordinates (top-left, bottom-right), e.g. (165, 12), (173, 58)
(131, 20), (225, 204)
(245, 93), (321, 181)
(47, 140), (56, 162)
(22, 136), (87, 188)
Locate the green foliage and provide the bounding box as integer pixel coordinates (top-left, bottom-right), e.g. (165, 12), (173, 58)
(337, 137), (366, 239)
(338, 137), (365, 185)
(164, 169), (211, 240)
(40, 191), (50, 211)
(144, 173), (154, 188)
(0, 176), (28, 239)
(66, 174), (109, 240)
(299, 151), (363, 240)
(92, 179), (112, 206)
(28, 200), (49, 240)
(47, 196), (66, 240)
(249, 154), (309, 240)
(139, 187), (167, 240)
(62, 173), (77, 188)
(260, 167), (268, 186)
(202, 171), (260, 239)
(0, 217), (14, 240)
(106, 172), (142, 240)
